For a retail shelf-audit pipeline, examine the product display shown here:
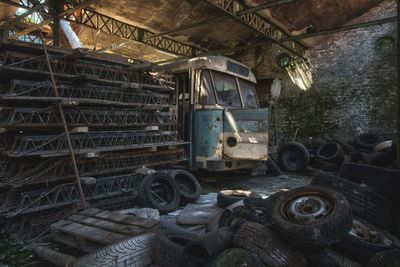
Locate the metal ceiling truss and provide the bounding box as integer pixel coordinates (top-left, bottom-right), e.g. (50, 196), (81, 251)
(8, 130), (184, 157)
(1, 149), (186, 186)
(206, 0), (305, 58)
(63, 8), (206, 57)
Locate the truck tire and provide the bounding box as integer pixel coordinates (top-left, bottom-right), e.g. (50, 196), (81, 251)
(314, 158), (341, 172)
(278, 142), (310, 172)
(335, 218), (399, 264)
(217, 190), (261, 208)
(270, 186), (353, 248)
(311, 171), (395, 231)
(232, 221), (306, 267)
(339, 162), (400, 200)
(368, 249), (400, 267)
(139, 172), (181, 213)
(168, 170), (202, 202)
(365, 152), (394, 168)
(317, 142), (345, 164)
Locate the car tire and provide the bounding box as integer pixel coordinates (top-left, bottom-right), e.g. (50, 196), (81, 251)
(232, 221), (306, 267)
(217, 190), (261, 208)
(368, 249), (400, 267)
(335, 218), (399, 264)
(308, 248), (364, 267)
(365, 152), (394, 168)
(355, 133), (381, 150)
(155, 230), (196, 267)
(278, 142), (310, 172)
(139, 172), (181, 213)
(270, 186), (353, 248)
(317, 142), (345, 164)
(206, 248), (265, 267)
(311, 171), (395, 231)
(168, 170), (202, 202)
(339, 162), (400, 200)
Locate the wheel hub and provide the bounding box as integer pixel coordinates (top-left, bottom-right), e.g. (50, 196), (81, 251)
(285, 195), (332, 224)
(349, 219), (393, 246)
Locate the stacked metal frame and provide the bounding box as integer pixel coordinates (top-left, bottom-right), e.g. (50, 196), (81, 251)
(0, 41), (186, 241)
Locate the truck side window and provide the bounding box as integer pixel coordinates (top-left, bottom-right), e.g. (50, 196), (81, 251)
(199, 70), (216, 105)
(239, 79), (259, 108)
(212, 71), (241, 108)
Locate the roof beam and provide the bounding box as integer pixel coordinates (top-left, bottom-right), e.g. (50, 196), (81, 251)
(8, 0), (96, 39)
(236, 0), (295, 16)
(206, 0), (305, 59)
(282, 16), (397, 41)
(64, 8), (206, 57)
(143, 16), (226, 40)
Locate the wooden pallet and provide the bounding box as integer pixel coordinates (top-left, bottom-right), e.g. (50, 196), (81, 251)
(50, 208), (159, 252)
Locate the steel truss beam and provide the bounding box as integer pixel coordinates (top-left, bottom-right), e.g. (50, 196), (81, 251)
(206, 0), (305, 58)
(0, 107), (176, 129)
(7, 0), (96, 40)
(236, 0), (295, 16)
(1, 149), (186, 185)
(0, 52), (172, 88)
(282, 16), (398, 41)
(63, 8), (205, 57)
(1, 80), (170, 108)
(7, 130), (184, 157)
(3, 174), (142, 215)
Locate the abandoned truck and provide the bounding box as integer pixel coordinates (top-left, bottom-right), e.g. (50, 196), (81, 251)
(157, 56), (269, 172)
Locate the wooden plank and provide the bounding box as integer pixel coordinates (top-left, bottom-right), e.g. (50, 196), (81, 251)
(92, 210), (159, 229)
(79, 208), (102, 217)
(68, 215), (145, 236)
(56, 221), (128, 245)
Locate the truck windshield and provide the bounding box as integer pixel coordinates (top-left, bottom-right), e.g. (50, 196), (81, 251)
(238, 79), (259, 108)
(212, 71), (241, 108)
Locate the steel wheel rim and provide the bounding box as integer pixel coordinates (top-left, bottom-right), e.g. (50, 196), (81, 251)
(281, 192), (334, 224)
(349, 219), (393, 246)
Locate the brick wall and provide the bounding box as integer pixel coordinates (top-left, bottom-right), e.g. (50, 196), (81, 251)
(275, 0), (397, 143)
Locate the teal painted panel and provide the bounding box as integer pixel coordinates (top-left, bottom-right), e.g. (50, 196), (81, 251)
(194, 110), (224, 166)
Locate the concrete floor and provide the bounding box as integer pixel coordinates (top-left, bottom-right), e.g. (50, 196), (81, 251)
(202, 173), (312, 198)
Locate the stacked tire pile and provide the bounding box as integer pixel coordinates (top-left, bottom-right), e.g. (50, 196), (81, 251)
(278, 133), (396, 173)
(153, 182), (400, 267)
(137, 170), (202, 213)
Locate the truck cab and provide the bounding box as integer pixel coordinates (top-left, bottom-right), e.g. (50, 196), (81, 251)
(157, 56), (268, 171)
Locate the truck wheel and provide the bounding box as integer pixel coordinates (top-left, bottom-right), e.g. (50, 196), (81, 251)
(311, 171), (395, 231)
(317, 142), (344, 164)
(335, 218), (399, 264)
(278, 142), (310, 172)
(168, 170), (201, 202)
(217, 190), (261, 208)
(339, 162), (400, 200)
(139, 172), (181, 213)
(368, 249), (400, 267)
(270, 186), (353, 248)
(232, 221), (306, 267)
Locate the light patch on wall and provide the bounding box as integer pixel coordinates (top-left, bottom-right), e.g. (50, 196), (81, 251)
(287, 59), (313, 91)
